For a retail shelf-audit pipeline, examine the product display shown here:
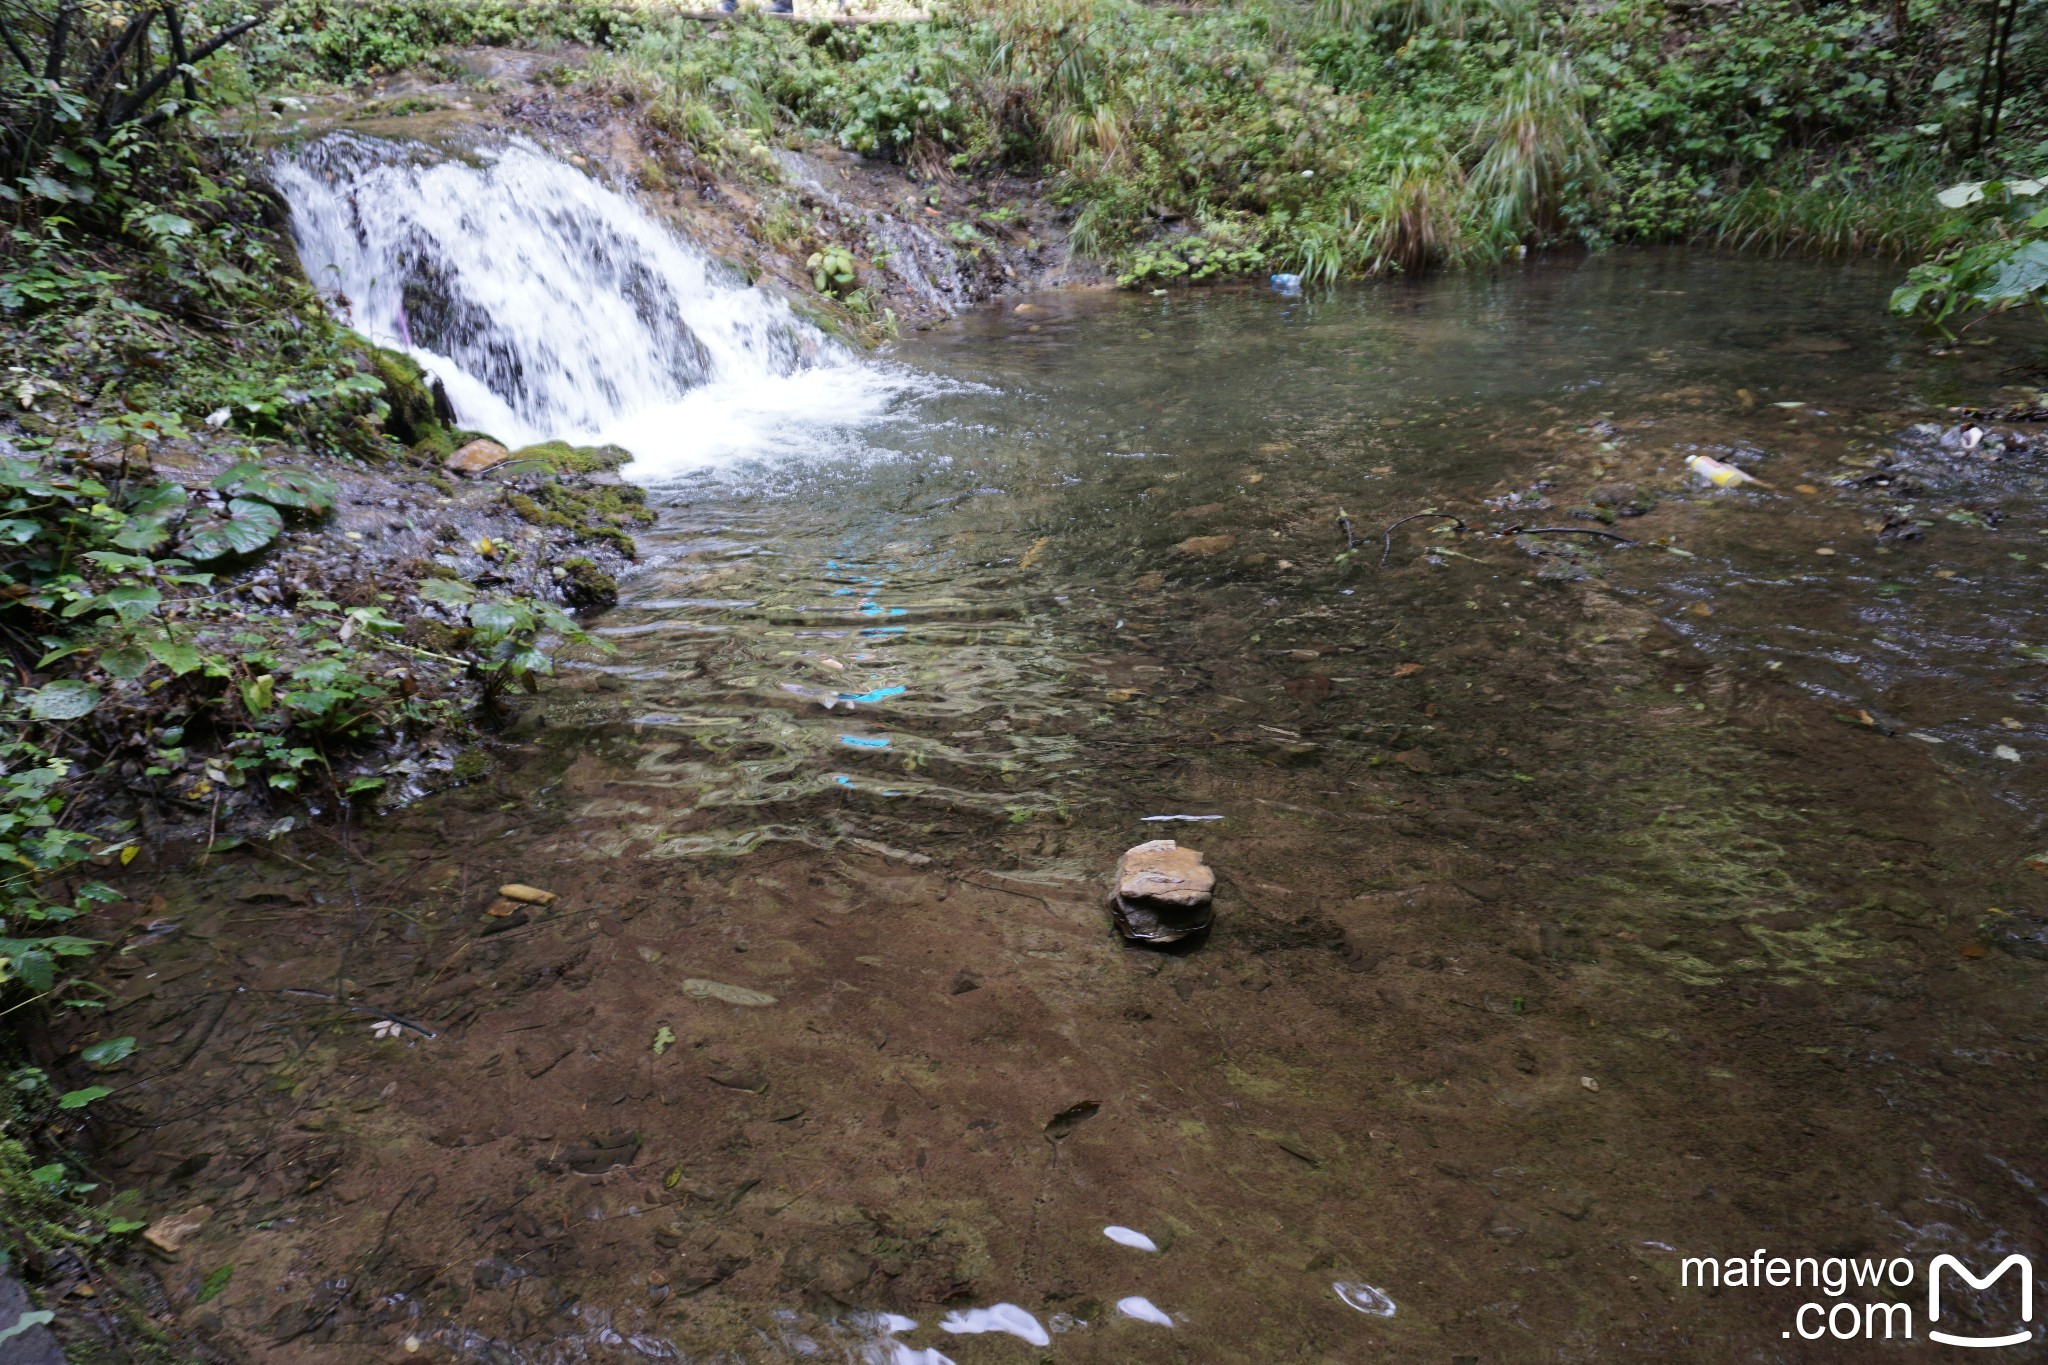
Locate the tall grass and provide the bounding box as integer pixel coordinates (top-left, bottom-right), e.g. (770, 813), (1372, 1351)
(1711, 162), (1952, 258)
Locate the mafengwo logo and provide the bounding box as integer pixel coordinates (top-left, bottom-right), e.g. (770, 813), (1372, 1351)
(1679, 1249), (2035, 1346)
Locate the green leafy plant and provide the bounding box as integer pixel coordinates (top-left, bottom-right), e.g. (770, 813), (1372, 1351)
(807, 244), (860, 297)
(1892, 175), (2048, 332)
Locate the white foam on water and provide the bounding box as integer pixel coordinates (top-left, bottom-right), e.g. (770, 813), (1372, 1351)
(1333, 1281), (1397, 1317)
(274, 133), (919, 478)
(1103, 1225), (1159, 1251)
(1116, 1297), (1174, 1327)
(937, 1304), (1050, 1347)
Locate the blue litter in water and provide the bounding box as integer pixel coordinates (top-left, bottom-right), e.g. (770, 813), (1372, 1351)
(838, 686), (907, 703)
(833, 774), (855, 786)
(838, 735), (892, 749)
(1270, 272), (1303, 296)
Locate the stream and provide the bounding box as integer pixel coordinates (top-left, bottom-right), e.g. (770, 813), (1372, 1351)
(88, 138), (2048, 1363)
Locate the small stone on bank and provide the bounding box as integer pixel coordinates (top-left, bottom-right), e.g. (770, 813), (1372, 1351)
(142, 1204), (213, 1255)
(446, 438), (512, 475)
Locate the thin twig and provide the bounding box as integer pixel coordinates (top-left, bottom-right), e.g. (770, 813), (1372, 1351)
(1378, 510), (1470, 566)
(1505, 526), (1637, 545)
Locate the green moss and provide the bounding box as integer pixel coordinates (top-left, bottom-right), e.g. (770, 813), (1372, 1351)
(366, 346), (440, 445)
(558, 555), (620, 610)
(509, 440), (636, 474)
(451, 747), (492, 782)
(506, 491), (574, 529)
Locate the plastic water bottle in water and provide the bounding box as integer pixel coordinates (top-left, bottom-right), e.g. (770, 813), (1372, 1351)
(1270, 273), (1303, 296)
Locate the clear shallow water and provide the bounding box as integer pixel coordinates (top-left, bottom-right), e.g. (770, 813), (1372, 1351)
(585, 254), (2048, 852)
(97, 249), (2048, 1363)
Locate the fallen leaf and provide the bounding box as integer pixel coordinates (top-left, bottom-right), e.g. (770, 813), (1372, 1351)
(1393, 662), (1424, 678)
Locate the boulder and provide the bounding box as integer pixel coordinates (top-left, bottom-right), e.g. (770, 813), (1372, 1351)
(1112, 839), (1215, 944)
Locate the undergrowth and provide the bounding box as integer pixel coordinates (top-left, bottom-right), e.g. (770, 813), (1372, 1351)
(232, 0), (2047, 290)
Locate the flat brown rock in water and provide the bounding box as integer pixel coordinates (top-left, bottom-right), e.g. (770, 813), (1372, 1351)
(1176, 534), (1237, 556)
(447, 438), (511, 475)
(1113, 839), (1216, 944)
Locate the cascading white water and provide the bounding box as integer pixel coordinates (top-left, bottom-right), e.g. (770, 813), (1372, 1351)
(274, 133), (911, 479)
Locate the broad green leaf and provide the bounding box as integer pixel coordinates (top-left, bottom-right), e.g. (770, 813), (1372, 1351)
(417, 577), (475, 608)
(100, 585), (162, 623)
(468, 600), (522, 634)
(143, 637), (204, 675)
(58, 1085), (112, 1109)
(212, 462), (338, 513)
(26, 680), (102, 719)
(100, 646), (149, 680)
(81, 1035), (135, 1065)
(180, 498), (283, 560)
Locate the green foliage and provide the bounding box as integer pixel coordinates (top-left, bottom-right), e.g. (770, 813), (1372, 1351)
(1892, 175), (2048, 332)
(807, 244), (859, 296)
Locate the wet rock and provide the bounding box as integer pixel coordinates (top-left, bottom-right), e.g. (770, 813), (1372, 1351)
(1112, 839), (1215, 943)
(543, 1132), (640, 1175)
(447, 438), (511, 475)
(1258, 738), (1323, 765)
(1585, 482), (1651, 515)
(1175, 534), (1236, 556)
(1392, 748), (1434, 773)
(0, 1265), (63, 1365)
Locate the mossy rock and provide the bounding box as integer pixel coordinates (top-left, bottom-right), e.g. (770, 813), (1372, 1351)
(558, 556), (619, 610)
(509, 440), (635, 474)
(366, 346), (440, 446)
(451, 747), (492, 782)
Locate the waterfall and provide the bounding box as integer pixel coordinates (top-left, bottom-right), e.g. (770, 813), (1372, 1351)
(273, 133), (909, 479)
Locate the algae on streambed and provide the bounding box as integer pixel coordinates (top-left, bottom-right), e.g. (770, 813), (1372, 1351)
(67, 255), (2048, 1362)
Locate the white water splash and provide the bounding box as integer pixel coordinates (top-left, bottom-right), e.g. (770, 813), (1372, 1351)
(274, 133), (912, 480)
(1117, 1296), (1175, 1327)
